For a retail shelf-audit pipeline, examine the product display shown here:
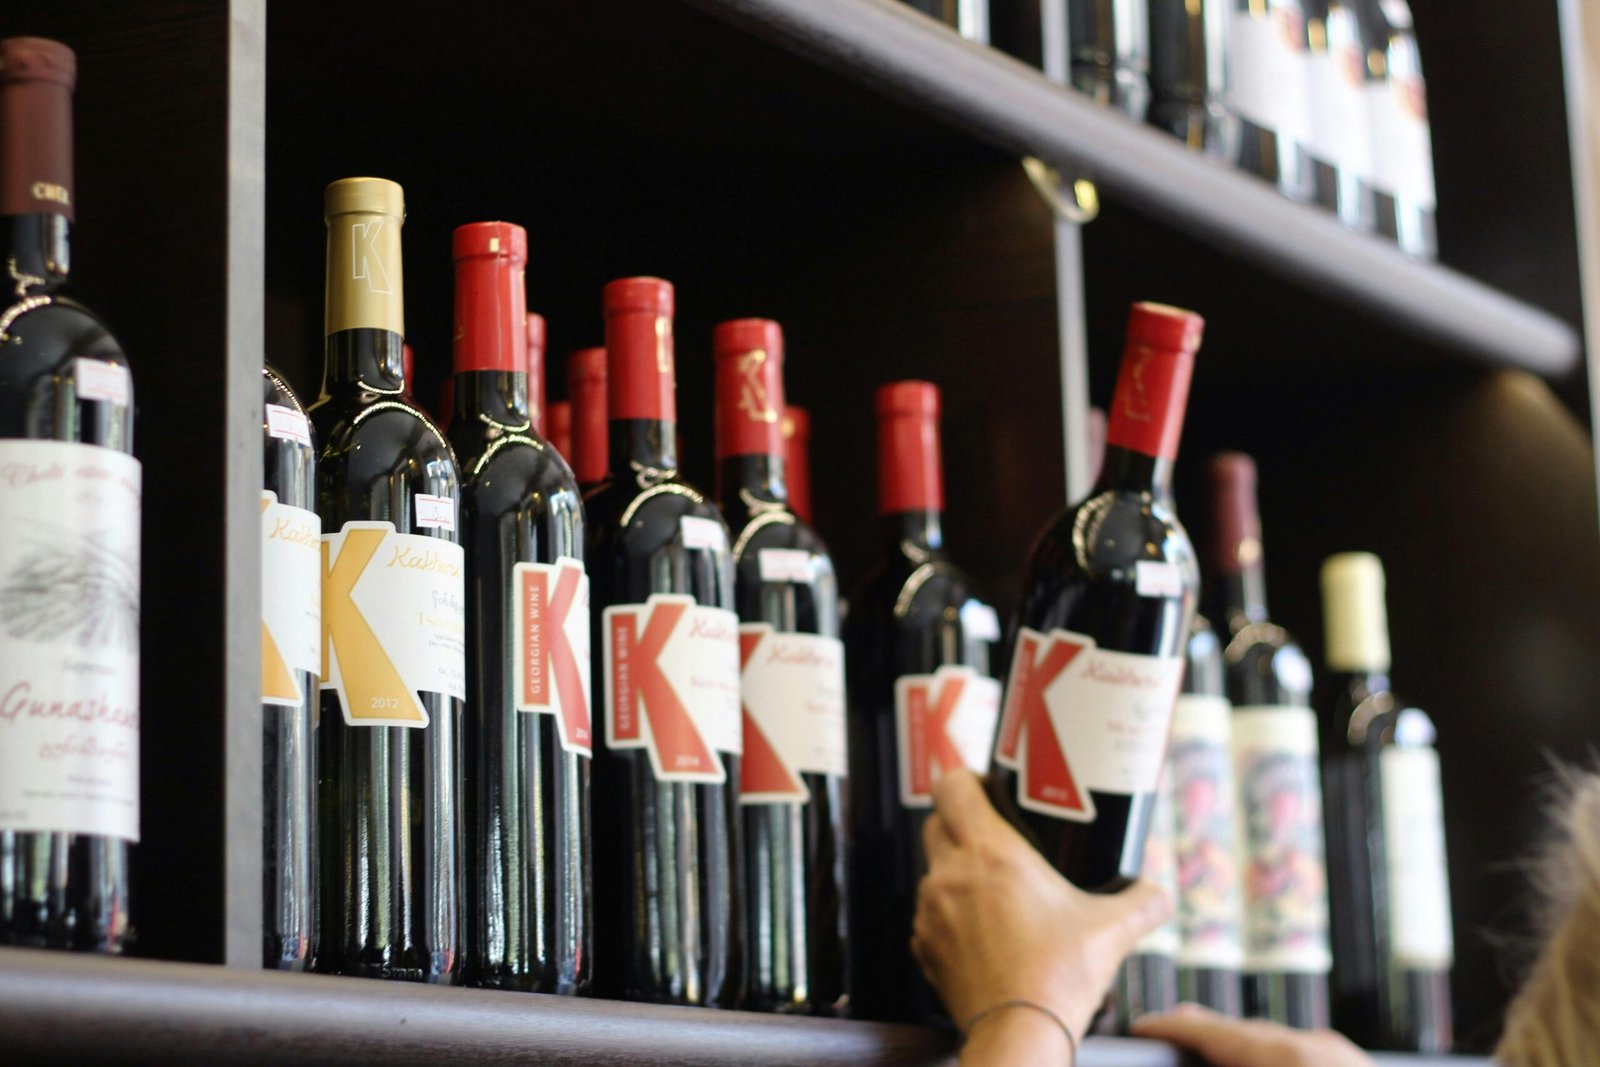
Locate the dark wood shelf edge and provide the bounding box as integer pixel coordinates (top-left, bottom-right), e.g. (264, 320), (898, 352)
(684, 0), (1580, 376)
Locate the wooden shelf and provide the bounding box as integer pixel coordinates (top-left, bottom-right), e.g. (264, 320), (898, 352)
(686, 0), (1580, 376)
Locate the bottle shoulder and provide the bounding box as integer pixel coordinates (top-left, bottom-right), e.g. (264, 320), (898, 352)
(1, 293), (128, 371)
(310, 393), (457, 467)
(1035, 488), (1197, 575)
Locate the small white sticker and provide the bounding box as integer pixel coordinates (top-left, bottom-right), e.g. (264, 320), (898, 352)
(757, 548), (813, 583)
(74, 358), (131, 406)
(680, 515), (727, 551)
(265, 404), (312, 447)
(1136, 560), (1184, 598)
(961, 601), (1002, 642)
(415, 494), (456, 532)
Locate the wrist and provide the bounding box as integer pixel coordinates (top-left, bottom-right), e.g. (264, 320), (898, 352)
(963, 999), (1079, 1064)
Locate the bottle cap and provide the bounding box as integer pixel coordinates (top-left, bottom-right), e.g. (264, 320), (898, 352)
(603, 276), (674, 316)
(324, 177), (404, 337)
(451, 219), (527, 265)
(1322, 552), (1392, 672)
(324, 176), (404, 220)
(1105, 302), (1203, 461)
(784, 405), (814, 524)
(569, 346), (609, 484)
(451, 220), (528, 375)
(1209, 452), (1261, 575)
(0, 37), (75, 87)
(876, 380), (943, 514)
(547, 400), (573, 459)
(0, 37), (77, 220)
(714, 318), (786, 459)
(603, 276), (675, 422)
(402, 343), (415, 387)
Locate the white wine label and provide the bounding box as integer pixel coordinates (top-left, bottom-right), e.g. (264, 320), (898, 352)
(1324, 8), (1373, 181)
(1135, 560), (1184, 599)
(1134, 766), (1181, 956)
(512, 557), (592, 757)
(738, 624), (847, 804)
(757, 548), (813, 583)
(261, 491), (322, 707)
(1380, 743), (1454, 967)
(1226, 11), (1281, 130)
(604, 594), (741, 782)
(994, 628), (1183, 824)
(0, 440), (141, 841)
(320, 522), (466, 727)
(265, 404), (312, 447)
(679, 515), (727, 551)
(1233, 705), (1332, 974)
(895, 665), (1001, 808)
(414, 494), (455, 532)
(1168, 694), (1245, 969)
(1269, 5), (1312, 142)
(74, 358), (131, 407)
(960, 600), (1002, 642)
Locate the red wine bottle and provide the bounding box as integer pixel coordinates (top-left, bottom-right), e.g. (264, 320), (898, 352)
(1169, 614), (1245, 1014)
(989, 303), (1202, 892)
(1321, 553), (1451, 1051)
(402, 343), (416, 397)
(308, 178), (464, 983)
(447, 223), (591, 994)
(714, 319), (848, 1015)
(587, 277), (741, 1006)
(781, 405), (813, 526)
(843, 381), (1001, 1022)
(568, 347), (607, 490)
(525, 312), (546, 437)
(261, 366), (319, 970)
(1210, 452), (1330, 1027)
(0, 37), (138, 955)
(547, 400), (574, 464)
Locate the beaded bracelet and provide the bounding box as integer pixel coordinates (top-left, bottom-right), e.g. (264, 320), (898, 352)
(962, 998), (1079, 1063)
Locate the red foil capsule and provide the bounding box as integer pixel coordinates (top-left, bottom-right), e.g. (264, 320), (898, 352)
(603, 276), (674, 423)
(1104, 301), (1203, 462)
(452, 221), (528, 375)
(526, 312), (546, 434)
(783, 405), (813, 524)
(713, 318), (786, 461)
(547, 400), (573, 461)
(875, 380), (943, 515)
(569, 346), (608, 486)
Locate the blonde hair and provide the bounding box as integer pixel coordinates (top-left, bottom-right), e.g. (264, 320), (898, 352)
(1497, 769), (1600, 1066)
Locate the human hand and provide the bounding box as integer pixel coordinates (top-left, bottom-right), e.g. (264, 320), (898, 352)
(910, 769), (1171, 1048)
(1131, 1004), (1375, 1067)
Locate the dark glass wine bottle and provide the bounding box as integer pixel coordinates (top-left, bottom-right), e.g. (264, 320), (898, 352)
(586, 277), (741, 1007)
(1226, 0), (1314, 199)
(1169, 614), (1245, 1014)
(548, 400), (574, 465)
(261, 366), (319, 970)
(781, 405), (813, 526)
(1365, 0), (1436, 258)
(843, 381), (1000, 1023)
(1321, 553), (1451, 1051)
(0, 37), (138, 956)
(714, 319), (848, 1016)
(1065, 0), (1152, 119)
(1148, 0), (1238, 157)
(1210, 452), (1330, 1028)
(989, 303), (1202, 892)
(308, 177), (463, 984)
(568, 347), (607, 491)
(447, 222), (590, 994)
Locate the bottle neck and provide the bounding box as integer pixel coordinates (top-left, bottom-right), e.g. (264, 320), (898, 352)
(452, 369), (530, 434)
(1, 213), (69, 292)
(608, 418), (677, 476)
(1091, 443), (1174, 498)
(881, 508), (945, 558)
(1223, 564), (1269, 627)
(718, 453), (789, 512)
(321, 328), (406, 395)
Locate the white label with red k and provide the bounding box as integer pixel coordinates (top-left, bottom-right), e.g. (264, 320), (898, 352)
(512, 557), (593, 757)
(0, 440), (142, 841)
(994, 628), (1183, 824)
(895, 665), (1001, 808)
(603, 594), (741, 783)
(738, 625), (847, 804)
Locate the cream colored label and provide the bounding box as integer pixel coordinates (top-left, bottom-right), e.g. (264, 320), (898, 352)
(1169, 694), (1245, 969)
(0, 441), (141, 842)
(1380, 746), (1454, 967)
(1134, 766), (1181, 956)
(326, 213), (404, 336)
(320, 522), (465, 727)
(738, 625), (848, 804)
(261, 492), (322, 706)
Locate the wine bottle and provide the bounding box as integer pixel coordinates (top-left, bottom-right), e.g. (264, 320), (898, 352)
(1226, 0), (1315, 199)
(1321, 553), (1451, 1052)
(1169, 614), (1245, 1014)
(447, 222), (590, 994)
(714, 319), (848, 1016)
(568, 347), (607, 490)
(1210, 452), (1330, 1027)
(900, 0), (989, 44)
(1365, 0), (1436, 258)
(1064, 0), (1152, 119)
(781, 405), (814, 526)
(989, 303), (1202, 891)
(548, 401), (574, 464)
(308, 177), (464, 983)
(587, 277), (741, 1007)
(1321, 0), (1380, 229)
(1148, 0), (1239, 158)
(0, 37), (138, 955)
(1113, 765), (1179, 1030)
(402, 343), (416, 396)
(843, 380), (1001, 1022)
(525, 313), (546, 437)
(261, 366), (319, 970)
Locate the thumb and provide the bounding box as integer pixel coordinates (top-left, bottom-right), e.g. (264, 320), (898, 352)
(1094, 878), (1173, 957)
(929, 769), (1006, 846)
